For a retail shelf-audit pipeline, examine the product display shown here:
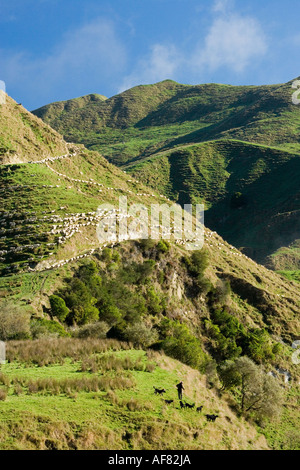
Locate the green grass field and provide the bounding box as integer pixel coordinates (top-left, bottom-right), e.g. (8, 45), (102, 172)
(0, 339), (272, 450)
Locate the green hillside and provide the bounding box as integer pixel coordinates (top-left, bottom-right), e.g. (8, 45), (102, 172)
(32, 78), (300, 161)
(1, 96), (68, 164)
(1, 92), (300, 450)
(32, 78), (300, 273)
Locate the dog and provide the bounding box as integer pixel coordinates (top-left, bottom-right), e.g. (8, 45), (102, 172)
(185, 402), (195, 409)
(153, 387), (166, 395)
(179, 400), (186, 409)
(196, 405), (203, 412)
(205, 414), (219, 422)
(164, 399), (174, 405)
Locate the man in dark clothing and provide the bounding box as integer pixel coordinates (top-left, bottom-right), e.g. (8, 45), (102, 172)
(176, 381), (184, 400)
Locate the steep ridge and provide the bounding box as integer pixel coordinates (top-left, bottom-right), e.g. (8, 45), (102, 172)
(0, 95), (68, 164)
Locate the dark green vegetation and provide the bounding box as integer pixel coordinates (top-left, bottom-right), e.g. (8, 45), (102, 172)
(33, 78), (300, 274)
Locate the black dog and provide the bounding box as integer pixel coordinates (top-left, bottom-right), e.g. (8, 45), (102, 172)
(164, 399), (174, 405)
(206, 414), (219, 422)
(185, 402), (195, 409)
(153, 387), (166, 395)
(179, 400), (186, 409)
(196, 405), (203, 412)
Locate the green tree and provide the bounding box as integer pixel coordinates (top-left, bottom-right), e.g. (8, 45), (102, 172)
(63, 278), (99, 325)
(218, 356), (283, 419)
(49, 295), (69, 322)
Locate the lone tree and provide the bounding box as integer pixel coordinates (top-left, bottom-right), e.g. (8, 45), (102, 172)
(218, 356), (284, 420)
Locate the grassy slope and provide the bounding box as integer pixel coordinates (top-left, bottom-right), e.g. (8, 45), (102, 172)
(1, 92), (299, 450)
(0, 344), (270, 450)
(31, 78), (300, 272)
(0, 96), (68, 164)
(2, 95), (298, 340)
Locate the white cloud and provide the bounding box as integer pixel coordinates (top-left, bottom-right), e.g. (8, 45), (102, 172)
(117, 2), (268, 93)
(196, 13), (268, 73)
(119, 43), (182, 93)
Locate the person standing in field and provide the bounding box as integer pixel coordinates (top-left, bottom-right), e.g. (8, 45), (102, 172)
(176, 381), (184, 400)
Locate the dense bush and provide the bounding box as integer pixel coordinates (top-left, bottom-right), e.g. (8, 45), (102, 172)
(184, 250), (209, 278)
(76, 321), (110, 339)
(158, 318), (206, 370)
(183, 250), (211, 295)
(30, 318), (70, 339)
(49, 295), (69, 322)
(209, 279), (231, 306)
(146, 286), (165, 315)
(205, 307), (278, 363)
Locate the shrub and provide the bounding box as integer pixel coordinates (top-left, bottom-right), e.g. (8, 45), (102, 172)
(0, 388), (7, 401)
(138, 239), (157, 253)
(206, 307), (278, 363)
(240, 328), (275, 363)
(0, 302), (30, 340)
(76, 321), (110, 339)
(157, 240), (170, 253)
(146, 286), (165, 315)
(159, 318), (206, 370)
(184, 250), (209, 278)
(124, 322), (159, 348)
(118, 260), (155, 285)
(184, 250), (211, 295)
(30, 318), (69, 339)
(210, 279), (231, 305)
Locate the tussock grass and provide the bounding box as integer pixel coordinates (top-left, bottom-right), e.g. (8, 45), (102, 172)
(6, 337), (132, 365)
(21, 374), (136, 395)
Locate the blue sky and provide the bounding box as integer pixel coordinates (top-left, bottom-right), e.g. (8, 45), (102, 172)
(0, 0), (299, 110)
